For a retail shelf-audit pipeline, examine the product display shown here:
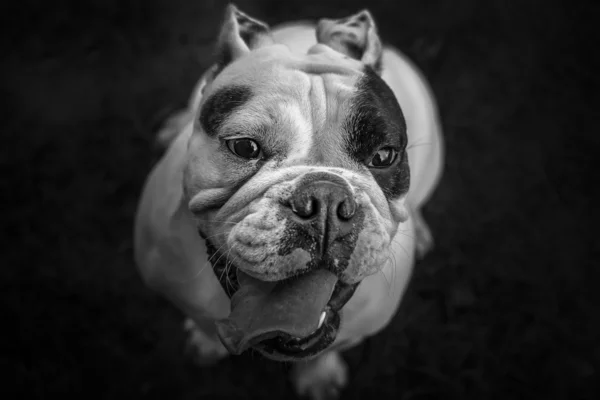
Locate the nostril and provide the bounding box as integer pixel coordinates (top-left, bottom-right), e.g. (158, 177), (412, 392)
(337, 197), (357, 221)
(291, 196), (318, 219)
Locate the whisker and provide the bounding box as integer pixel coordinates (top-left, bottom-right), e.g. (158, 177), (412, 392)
(392, 230), (415, 246)
(194, 218), (239, 226)
(386, 249), (399, 296)
(218, 262), (229, 286)
(214, 250), (231, 284)
(169, 264), (207, 285)
(391, 236), (411, 260)
(390, 250), (399, 291)
(378, 259), (393, 296)
(224, 267), (233, 293)
(394, 231), (417, 240)
(179, 261), (210, 283)
(395, 229), (417, 240)
(397, 242), (410, 259)
(167, 243), (229, 284)
(207, 241), (229, 265)
(224, 251), (239, 293)
(407, 140), (432, 150)
(201, 231), (229, 244)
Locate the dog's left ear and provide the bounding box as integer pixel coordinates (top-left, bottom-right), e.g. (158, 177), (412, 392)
(215, 4), (274, 71)
(316, 10), (383, 73)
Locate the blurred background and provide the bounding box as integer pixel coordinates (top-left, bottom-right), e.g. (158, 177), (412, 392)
(2, 0), (597, 399)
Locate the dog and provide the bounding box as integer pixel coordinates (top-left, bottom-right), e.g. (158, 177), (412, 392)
(134, 4), (443, 399)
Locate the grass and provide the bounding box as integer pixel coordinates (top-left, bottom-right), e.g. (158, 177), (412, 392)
(3, 0), (597, 399)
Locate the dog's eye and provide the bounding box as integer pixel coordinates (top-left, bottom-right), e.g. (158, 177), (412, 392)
(368, 147), (398, 168)
(226, 138), (261, 159)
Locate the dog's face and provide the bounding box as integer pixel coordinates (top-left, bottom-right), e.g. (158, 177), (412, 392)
(182, 6), (409, 361)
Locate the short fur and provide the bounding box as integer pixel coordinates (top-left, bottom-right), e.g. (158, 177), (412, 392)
(135, 5), (443, 399)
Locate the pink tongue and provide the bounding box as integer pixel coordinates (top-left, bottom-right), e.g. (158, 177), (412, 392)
(215, 269), (338, 355)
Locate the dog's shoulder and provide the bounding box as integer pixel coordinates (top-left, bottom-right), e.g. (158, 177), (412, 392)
(134, 125), (190, 285)
(134, 123), (230, 318)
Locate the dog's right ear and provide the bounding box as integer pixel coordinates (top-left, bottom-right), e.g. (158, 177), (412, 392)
(316, 10), (383, 74)
(213, 4), (274, 73)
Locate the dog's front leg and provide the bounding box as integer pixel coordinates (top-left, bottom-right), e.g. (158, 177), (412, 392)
(290, 351), (348, 400)
(183, 317), (230, 366)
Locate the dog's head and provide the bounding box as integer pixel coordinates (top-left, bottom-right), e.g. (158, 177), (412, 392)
(182, 5), (409, 361)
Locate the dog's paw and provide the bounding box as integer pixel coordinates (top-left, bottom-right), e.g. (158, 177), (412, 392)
(290, 351), (348, 400)
(183, 318), (229, 366)
(413, 209), (434, 259)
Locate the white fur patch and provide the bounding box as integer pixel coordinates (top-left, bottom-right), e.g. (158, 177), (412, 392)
(280, 102), (313, 161)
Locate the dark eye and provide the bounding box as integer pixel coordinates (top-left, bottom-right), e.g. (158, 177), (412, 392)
(226, 138), (261, 159)
(367, 147), (398, 168)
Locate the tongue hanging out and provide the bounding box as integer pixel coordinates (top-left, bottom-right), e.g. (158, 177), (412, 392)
(215, 269), (338, 355)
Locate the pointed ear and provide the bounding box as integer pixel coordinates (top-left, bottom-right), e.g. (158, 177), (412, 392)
(316, 10), (383, 73)
(214, 4), (274, 71)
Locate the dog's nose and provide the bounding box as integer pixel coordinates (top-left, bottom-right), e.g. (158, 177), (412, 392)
(288, 180), (357, 240)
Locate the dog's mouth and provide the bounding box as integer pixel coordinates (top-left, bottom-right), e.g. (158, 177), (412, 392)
(205, 239), (358, 360)
(250, 277), (357, 360)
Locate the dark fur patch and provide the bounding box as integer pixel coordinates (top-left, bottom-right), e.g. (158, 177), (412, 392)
(199, 85), (253, 137)
(344, 67), (410, 199)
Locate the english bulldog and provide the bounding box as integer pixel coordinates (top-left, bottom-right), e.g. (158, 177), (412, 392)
(134, 4), (443, 399)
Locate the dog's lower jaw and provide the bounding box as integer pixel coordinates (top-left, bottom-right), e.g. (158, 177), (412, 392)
(203, 236), (363, 361)
(254, 308), (340, 362)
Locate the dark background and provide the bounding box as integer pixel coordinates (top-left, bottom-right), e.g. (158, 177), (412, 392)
(2, 0), (598, 399)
